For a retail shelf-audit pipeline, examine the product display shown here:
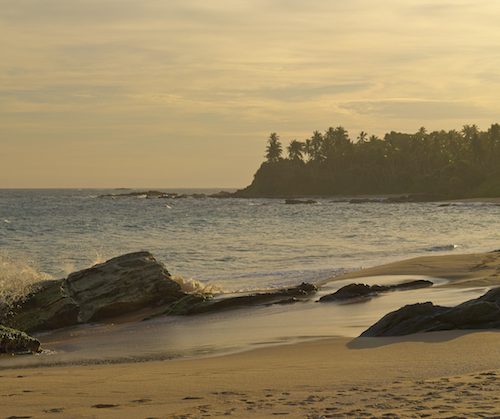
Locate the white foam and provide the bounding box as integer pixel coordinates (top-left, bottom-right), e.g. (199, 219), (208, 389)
(171, 275), (221, 295)
(0, 253), (52, 307)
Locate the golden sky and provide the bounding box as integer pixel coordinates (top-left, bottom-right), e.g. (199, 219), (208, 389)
(2, 0), (500, 188)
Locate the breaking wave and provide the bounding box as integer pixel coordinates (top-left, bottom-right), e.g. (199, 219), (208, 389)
(171, 275), (222, 295)
(0, 253), (52, 308)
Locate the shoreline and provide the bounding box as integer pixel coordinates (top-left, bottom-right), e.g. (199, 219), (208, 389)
(2, 250), (500, 417)
(325, 250), (500, 288)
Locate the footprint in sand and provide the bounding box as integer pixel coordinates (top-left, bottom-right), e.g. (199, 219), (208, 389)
(43, 408), (64, 413)
(130, 398), (152, 404)
(92, 403), (119, 409)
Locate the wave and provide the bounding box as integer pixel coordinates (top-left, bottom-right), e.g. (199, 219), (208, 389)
(171, 275), (222, 295)
(424, 244), (458, 252)
(0, 253), (52, 309)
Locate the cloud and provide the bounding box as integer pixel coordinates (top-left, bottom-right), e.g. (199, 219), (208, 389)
(2, 0), (500, 186)
(341, 99), (494, 120)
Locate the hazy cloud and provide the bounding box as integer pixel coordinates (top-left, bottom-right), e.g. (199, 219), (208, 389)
(2, 0), (500, 187)
(341, 100), (494, 120)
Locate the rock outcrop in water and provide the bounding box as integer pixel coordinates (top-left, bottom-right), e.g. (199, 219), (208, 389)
(361, 286), (500, 337)
(3, 252), (318, 334)
(0, 325), (40, 354)
(5, 252), (187, 332)
(319, 280), (433, 303)
(285, 199), (318, 205)
(176, 282), (318, 315)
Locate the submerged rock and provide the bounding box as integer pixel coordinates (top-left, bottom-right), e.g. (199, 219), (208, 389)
(361, 287), (500, 337)
(319, 280), (433, 302)
(0, 325), (40, 354)
(99, 190), (171, 199)
(6, 252), (186, 332)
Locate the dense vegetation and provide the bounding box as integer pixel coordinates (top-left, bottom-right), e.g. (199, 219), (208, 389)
(237, 125), (500, 198)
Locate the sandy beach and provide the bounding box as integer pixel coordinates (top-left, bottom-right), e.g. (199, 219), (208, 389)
(328, 250), (500, 288)
(1, 331), (500, 418)
(1, 251), (500, 418)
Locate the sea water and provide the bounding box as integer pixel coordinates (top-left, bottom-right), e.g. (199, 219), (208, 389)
(1, 189), (499, 292)
(0, 189), (499, 366)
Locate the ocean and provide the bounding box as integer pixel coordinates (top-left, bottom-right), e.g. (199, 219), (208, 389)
(0, 189), (499, 367)
(1, 189), (499, 292)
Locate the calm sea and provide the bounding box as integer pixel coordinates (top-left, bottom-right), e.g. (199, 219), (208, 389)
(1, 189), (499, 292)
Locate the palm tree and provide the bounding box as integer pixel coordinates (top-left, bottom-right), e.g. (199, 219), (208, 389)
(265, 132), (283, 163)
(309, 131), (323, 162)
(287, 140), (305, 162)
(357, 131), (368, 144)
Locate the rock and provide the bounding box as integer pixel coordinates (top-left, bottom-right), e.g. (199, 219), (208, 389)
(5, 280), (79, 332)
(384, 194), (446, 203)
(349, 198), (384, 204)
(285, 199), (318, 205)
(64, 251), (184, 323)
(390, 280), (434, 290)
(361, 287), (500, 337)
(6, 252), (186, 332)
(209, 191), (234, 198)
(0, 325), (40, 354)
(182, 282), (318, 315)
(319, 280), (433, 302)
(99, 190), (170, 199)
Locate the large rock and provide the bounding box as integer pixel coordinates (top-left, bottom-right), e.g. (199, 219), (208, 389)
(361, 287), (500, 337)
(0, 325), (40, 354)
(319, 280), (433, 302)
(6, 252), (186, 332)
(64, 251), (184, 323)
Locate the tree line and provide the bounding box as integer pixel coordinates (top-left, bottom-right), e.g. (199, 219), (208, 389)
(237, 124), (500, 198)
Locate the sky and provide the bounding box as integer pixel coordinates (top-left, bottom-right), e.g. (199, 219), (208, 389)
(2, 0), (500, 188)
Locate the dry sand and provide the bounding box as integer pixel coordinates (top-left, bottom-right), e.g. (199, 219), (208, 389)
(2, 251), (500, 418)
(1, 331), (500, 418)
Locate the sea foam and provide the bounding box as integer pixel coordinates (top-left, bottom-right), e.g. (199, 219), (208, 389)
(0, 253), (51, 308)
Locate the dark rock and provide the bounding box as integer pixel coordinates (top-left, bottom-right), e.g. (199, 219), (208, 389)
(361, 287), (500, 337)
(6, 252), (186, 332)
(182, 282), (318, 315)
(391, 280), (434, 290)
(320, 283), (373, 301)
(5, 280), (79, 332)
(209, 191), (234, 198)
(285, 199), (318, 205)
(319, 280), (433, 302)
(349, 198), (384, 204)
(99, 190), (170, 199)
(64, 251), (184, 323)
(384, 194), (446, 203)
(0, 325), (40, 354)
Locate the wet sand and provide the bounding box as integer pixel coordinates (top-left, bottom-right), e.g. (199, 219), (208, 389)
(1, 331), (500, 418)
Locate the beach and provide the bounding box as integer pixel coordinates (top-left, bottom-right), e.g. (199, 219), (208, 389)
(1, 332), (500, 418)
(2, 250), (500, 418)
(327, 250), (500, 288)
